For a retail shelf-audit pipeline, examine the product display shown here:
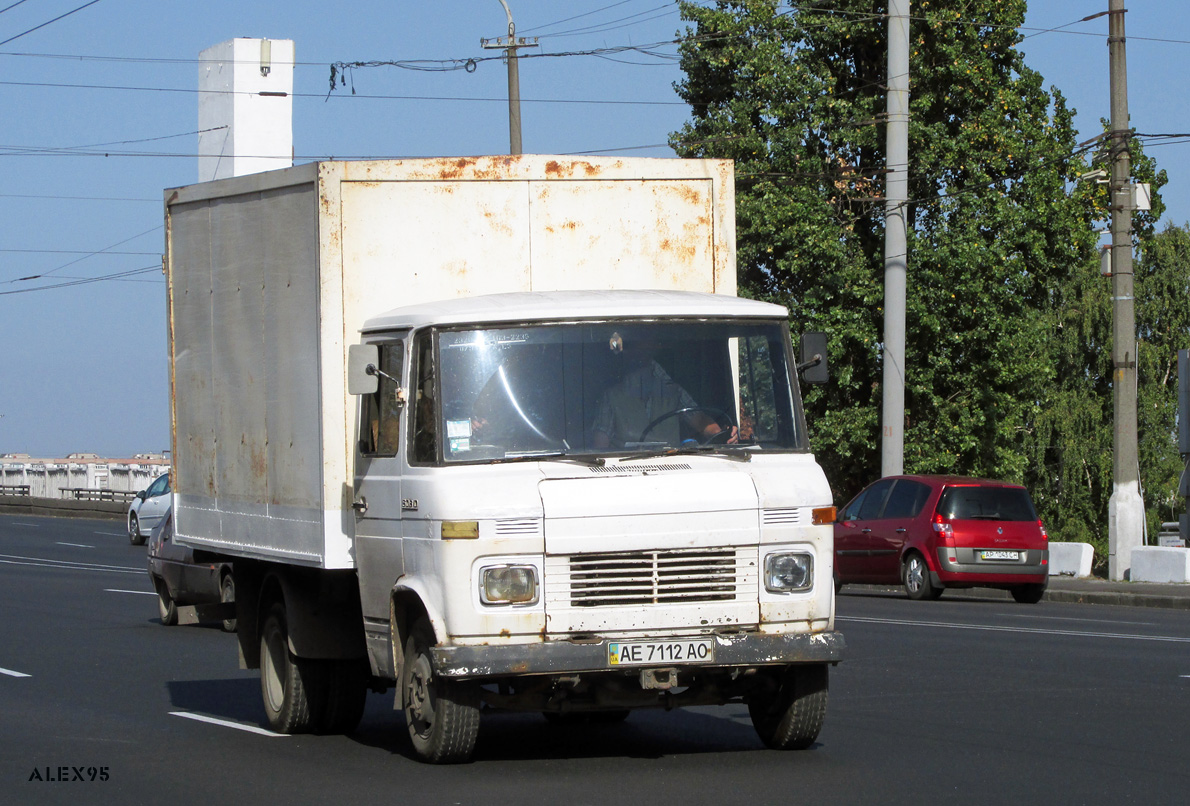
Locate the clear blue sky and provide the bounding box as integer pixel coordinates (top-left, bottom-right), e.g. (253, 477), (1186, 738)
(1, 1), (1187, 459)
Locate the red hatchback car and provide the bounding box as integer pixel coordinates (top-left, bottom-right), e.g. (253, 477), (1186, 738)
(834, 475), (1049, 603)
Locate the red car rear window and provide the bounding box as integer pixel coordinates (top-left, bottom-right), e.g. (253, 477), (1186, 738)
(936, 486), (1038, 522)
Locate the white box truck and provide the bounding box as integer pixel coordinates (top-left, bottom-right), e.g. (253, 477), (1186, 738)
(164, 155), (843, 763)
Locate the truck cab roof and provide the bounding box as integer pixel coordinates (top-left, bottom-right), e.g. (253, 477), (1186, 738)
(360, 289), (788, 333)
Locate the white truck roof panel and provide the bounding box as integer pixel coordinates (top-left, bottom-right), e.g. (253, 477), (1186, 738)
(362, 290), (787, 332)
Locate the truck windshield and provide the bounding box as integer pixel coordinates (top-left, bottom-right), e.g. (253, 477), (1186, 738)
(435, 319), (807, 462)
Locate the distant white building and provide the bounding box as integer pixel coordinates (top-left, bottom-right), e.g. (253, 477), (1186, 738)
(198, 37), (295, 182)
(0, 454), (169, 498)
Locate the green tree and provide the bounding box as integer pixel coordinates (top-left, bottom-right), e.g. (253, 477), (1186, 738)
(1023, 129), (1166, 557)
(671, 1), (1098, 509)
(1136, 222), (1190, 534)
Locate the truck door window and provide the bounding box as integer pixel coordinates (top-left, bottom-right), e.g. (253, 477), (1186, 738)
(358, 341), (404, 456)
(735, 334), (783, 442)
(412, 333), (439, 463)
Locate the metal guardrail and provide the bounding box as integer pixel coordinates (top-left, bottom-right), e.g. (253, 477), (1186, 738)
(59, 488), (138, 503)
(0, 485), (31, 497)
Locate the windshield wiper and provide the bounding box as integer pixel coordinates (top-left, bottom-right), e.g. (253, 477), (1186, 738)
(498, 450), (605, 467)
(623, 444), (753, 463)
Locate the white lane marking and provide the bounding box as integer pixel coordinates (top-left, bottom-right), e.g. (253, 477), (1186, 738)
(94, 531), (127, 537)
(840, 615), (1190, 644)
(56, 542), (93, 549)
(0, 667), (32, 678)
(998, 613), (1157, 627)
(169, 712), (287, 737)
(105, 589), (157, 596)
(12, 522), (39, 527)
(0, 553), (142, 575)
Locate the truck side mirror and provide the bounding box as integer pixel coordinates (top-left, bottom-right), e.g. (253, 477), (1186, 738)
(798, 332), (829, 385)
(348, 344), (380, 395)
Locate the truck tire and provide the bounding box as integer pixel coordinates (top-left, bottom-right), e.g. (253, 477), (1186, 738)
(748, 663), (828, 750)
(543, 710), (630, 725)
(259, 603), (320, 734)
(402, 618), (480, 763)
(220, 573), (236, 633)
(318, 658), (369, 735)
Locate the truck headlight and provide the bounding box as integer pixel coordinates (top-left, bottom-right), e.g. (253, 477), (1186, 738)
(479, 564), (539, 605)
(764, 552), (814, 593)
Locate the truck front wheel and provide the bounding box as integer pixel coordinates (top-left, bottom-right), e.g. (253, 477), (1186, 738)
(747, 663), (828, 750)
(402, 618), (480, 763)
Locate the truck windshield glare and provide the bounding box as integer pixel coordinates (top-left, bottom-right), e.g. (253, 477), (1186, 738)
(435, 320), (806, 462)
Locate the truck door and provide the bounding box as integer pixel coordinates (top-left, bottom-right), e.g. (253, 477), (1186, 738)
(352, 337), (407, 624)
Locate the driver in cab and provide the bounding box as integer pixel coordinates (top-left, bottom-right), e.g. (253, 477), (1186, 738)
(590, 333), (737, 449)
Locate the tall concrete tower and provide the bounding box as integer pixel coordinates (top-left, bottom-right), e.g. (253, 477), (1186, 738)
(198, 38), (294, 182)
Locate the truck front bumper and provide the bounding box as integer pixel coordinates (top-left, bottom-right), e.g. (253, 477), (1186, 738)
(431, 629), (845, 679)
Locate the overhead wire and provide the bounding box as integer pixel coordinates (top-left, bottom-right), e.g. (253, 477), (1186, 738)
(0, 2), (1183, 280)
(1, 224), (163, 286)
(0, 0), (35, 16)
(0, 266), (161, 296)
(518, 0), (638, 36)
(0, 0), (104, 48)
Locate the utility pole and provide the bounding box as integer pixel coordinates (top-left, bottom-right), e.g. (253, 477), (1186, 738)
(881, 0), (910, 477)
(481, 0), (538, 155)
(1107, 0), (1144, 580)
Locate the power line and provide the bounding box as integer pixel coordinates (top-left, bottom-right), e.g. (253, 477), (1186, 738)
(0, 249), (158, 255)
(518, 0), (638, 36)
(0, 192), (157, 201)
(0, 78), (685, 106)
(1, 224), (163, 286)
(528, 3), (679, 40)
(0, 126), (226, 156)
(0, 0), (104, 48)
(0, 0), (34, 16)
(0, 266), (161, 297)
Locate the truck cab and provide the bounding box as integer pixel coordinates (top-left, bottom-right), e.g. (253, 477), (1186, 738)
(339, 290), (842, 761)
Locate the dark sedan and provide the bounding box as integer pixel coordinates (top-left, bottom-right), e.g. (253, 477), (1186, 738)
(147, 511), (235, 630)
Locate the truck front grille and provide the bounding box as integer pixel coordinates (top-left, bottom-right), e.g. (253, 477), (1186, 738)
(552, 547), (753, 608)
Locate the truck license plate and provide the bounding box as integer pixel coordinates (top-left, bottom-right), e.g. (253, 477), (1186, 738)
(608, 639), (714, 667)
(980, 550), (1020, 561)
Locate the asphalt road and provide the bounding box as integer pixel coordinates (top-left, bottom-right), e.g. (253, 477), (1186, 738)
(2, 514), (1188, 805)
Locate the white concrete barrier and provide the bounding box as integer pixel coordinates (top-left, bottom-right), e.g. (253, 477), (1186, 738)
(1130, 546), (1190, 583)
(1048, 542), (1094, 577)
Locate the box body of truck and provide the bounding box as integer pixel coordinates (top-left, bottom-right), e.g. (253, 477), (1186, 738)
(164, 155), (842, 762)
(166, 156), (736, 568)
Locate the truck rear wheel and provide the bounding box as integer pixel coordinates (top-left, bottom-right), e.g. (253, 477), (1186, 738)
(748, 663), (828, 750)
(402, 618), (480, 763)
(259, 603), (319, 733)
(319, 658), (369, 734)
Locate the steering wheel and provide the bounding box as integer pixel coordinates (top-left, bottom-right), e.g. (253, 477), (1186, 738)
(639, 406), (734, 445)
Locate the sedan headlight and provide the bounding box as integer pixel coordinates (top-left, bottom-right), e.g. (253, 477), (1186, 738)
(764, 552), (814, 593)
(479, 564), (539, 605)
